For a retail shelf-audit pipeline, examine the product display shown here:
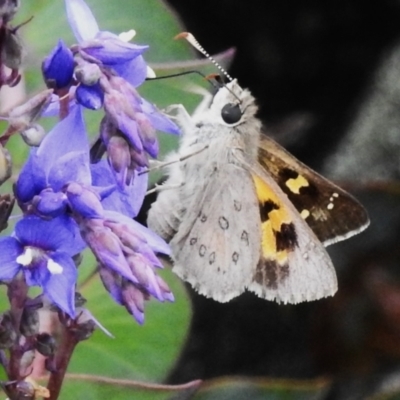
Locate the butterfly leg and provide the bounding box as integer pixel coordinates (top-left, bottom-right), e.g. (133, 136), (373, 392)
(146, 182), (184, 195)
(163, 104), (195, 134)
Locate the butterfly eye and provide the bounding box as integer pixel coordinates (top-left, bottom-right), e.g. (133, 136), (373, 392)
(221, 103), (242, 124)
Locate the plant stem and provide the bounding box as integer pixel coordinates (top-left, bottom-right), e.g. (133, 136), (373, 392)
(7, 277), (28, 381)
(47, 326), (79, 400)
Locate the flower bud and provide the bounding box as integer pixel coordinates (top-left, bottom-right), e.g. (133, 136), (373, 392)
(20, 123), (46, 146)
(129, 148), (149, 169)
(19, 306), (39, 337)
(74, 62), (101, 86)
(76, 83), (104, 110)
(0, 0), (20, 22)
(0, 194), (14, 232)
(20, 349), (35, 372)
(0, 312), (17, 349)
(42, 39), (74, 89)
(0, 144), (12, 185)
(8, 89), (53, 133)
(121, 283), (145, 324)
(15, 380), (35, 398)
(107, 135), (130, 188)
(99, 115), (117, 145)
(65, 182), (104, 219)
(81, 219), (136, 283)
(35, 332), (56, 357)
(70, 319), (96, 341)
(135, 112), (158, 158)
(17, 378), (50, 399)
(1, 28), (24, 69)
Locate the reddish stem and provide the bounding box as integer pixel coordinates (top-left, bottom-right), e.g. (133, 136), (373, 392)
(57, 88), (70, 120)
(47, 326), (79, 400)
(7, 278), (28, 380)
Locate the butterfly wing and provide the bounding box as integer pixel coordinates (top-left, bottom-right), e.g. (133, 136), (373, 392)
(257, 134), (369, 246)
(230, 149), (338, 303)
(147, 170), (185, 242)
(171, 163), (262, 302)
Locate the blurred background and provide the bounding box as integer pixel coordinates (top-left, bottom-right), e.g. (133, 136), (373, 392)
(3, 0), (400, 399)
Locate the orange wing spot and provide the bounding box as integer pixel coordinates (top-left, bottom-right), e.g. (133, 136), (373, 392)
(252, 174), (292, 264)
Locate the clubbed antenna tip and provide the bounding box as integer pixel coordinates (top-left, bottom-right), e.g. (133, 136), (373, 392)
(175, 32), (233, 82)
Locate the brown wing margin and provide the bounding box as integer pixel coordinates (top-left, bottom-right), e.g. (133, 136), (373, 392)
(257, 134), (369, 246)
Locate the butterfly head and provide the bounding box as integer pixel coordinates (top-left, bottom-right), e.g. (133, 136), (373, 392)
(211, 80), (258, 127)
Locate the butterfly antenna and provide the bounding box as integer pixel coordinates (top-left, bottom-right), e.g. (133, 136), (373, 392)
(175, 32), (233, 82)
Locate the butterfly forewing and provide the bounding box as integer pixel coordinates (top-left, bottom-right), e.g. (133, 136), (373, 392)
(257, 134), (369, 246)
(171, 164), (261, 302)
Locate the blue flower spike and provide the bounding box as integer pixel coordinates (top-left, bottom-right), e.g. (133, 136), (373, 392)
(62, 0), (180, 188)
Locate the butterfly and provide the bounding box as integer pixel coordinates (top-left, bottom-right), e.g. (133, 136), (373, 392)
(147, 33), (369, 304)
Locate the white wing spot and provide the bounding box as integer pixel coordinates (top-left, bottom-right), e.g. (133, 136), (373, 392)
(300, 209), (310, 219)
(327, 203), (334, 210)
(333, 192), (339, 198)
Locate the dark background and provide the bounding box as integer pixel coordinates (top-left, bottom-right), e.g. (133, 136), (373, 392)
(146, 1), (400, 397)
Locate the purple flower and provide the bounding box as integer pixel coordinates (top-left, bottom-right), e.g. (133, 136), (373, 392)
(63, 0), (180, 168)
(41, 0), (180, 189)
(0, 216), (84, 317)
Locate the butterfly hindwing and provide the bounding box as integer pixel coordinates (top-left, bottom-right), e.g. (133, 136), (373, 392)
(257, 134), (369, 246)
(171, 163), (261, 302)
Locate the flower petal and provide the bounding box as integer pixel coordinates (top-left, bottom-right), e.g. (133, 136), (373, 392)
(15, 150), (44, 203)
(83, 31), (148, 64)
(76, 83), (104, 110)
(141, 99), (180, 135)
(91, 160), (148, 218)
(25, 258), (49, 287)
(44, 252), (77, 318)
(37, 105), (91, 189)
(65, 0), (99, 43)
(0, 237), (22, 280)
(35, 190), (68, 217)
(15, 215), (85, 255)
(111, 56), (148, 88)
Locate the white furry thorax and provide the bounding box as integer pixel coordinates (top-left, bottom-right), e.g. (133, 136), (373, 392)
(181, 80), (262, 160)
